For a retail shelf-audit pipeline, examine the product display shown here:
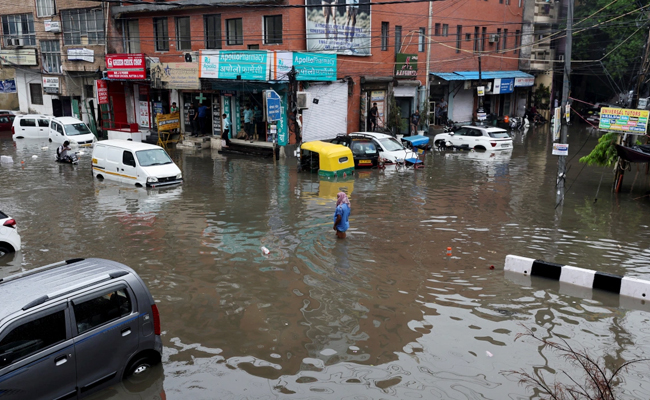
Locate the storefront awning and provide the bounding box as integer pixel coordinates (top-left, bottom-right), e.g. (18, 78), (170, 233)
(430, 70), (534, 81)
(393, 84), (418, 98)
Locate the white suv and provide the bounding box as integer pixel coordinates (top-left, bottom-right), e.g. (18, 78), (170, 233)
(348, 132), (417, 164)
(0, 210), (21, 256)
(433, 126), (513, 151)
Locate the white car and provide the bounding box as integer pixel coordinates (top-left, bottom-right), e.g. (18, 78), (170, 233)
(0, 210), (21, 256)
(348, 132), (417, 163)
(433, 126), (513, 151)
(11, 114), (52, 139)
(49, 116), (97, 147)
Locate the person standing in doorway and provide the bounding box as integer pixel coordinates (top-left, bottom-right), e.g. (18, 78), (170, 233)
(333, 192), (350, 239)
(410, 108), (420, 136)
(369, 102), (378, 132)
(439, 98), (448, 125)
(254, 105), (264, 141)
(190, 102), (199, 135)
(198, 102), (208, 136)
(222, 113), (231, 147)
(170, 102), (178, 113)
(244, 104), (254, 142)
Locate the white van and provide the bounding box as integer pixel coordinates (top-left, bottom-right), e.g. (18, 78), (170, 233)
(49, 117), (96, 147)
(92, 140), (183, 188)
(11, 115), (51, 139)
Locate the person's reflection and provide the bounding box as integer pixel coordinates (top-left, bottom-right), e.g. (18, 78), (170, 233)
(333, 238), (351, 279)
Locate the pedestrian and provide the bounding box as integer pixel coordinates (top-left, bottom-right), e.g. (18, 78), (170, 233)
(244, 104), (254, 142)
(410, 108), (420, 136)
(222, 113), (231, 147)
(439, 98), (448, 125)
(369, 102), (378, 132)
(254, 105), (264, 141)
(198, 102), (208, 136)
(190, 102), (199, 135)
(333, 192), (350, 239)
(170, 102), (178, 113)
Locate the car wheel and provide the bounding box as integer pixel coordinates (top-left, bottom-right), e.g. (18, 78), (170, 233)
(0, 243), (14, 257)
(474, 146), (486, 151)
(434, 139), (445, 148)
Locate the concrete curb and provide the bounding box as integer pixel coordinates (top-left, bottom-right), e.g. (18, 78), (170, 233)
(505, 255), (650, 300)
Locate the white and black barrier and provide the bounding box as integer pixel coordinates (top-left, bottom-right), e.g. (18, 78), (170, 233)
(505, 255), (650, 300)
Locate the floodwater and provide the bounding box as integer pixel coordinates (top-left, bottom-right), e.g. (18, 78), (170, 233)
(2, 124), (650, 399)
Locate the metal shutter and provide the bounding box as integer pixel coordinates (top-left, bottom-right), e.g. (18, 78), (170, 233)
(301, 82), (348, 142)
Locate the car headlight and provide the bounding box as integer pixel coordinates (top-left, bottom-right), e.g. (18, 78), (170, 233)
(176, 173), (182, 180)
(147, 176), (158, 183)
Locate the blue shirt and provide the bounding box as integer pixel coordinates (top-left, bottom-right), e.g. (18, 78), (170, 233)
(198, 105), (208, 118)
(224, 116), (231, 129)
(333, 204), (350, 232)
(244, 109), (254, 123)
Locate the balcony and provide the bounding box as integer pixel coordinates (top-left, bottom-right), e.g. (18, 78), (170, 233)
(534, 1), (559, 25)
(530, 48), (555, 72)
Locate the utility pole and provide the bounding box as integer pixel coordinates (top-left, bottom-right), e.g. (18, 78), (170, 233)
(557, 0), (573, 203)
(425, 0), (433, 123)
(477, 53), (485, 126)
(633, 27), (650, 109)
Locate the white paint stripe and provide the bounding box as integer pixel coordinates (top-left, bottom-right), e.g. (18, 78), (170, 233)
(504, 255), (535, 274)
(620, 277), (650, 300)
(559, 266), (595, 288)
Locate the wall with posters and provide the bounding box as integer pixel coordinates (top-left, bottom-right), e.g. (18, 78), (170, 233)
(305, 0), (371, 56)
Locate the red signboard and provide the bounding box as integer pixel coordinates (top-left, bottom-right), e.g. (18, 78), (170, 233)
(96, 80), (108, 104)
(106, 53), (146, 80)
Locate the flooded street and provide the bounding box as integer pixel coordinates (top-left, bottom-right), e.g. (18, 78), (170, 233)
(2, 125), (650, 399)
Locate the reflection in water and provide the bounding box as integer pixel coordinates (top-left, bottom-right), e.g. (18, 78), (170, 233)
(2, 125), (650, 398)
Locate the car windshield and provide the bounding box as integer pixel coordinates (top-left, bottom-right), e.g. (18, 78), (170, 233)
(351, 141), (377, 154)
(488, 131), (510, 138)
(379, 138), (405, 152)
(136, 149), (173, 166)
(64, 123), (91, 136)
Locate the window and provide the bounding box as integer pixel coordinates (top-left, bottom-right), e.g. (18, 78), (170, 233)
(503, 29), (508, 52)
(499, 0), (503, 3)
(73, 289), (132, 335)
(442, 24), (448, 37)
(20, 118), (36, 127)
(474, 26), (479, 53)
(506, 0), (510, 4)
(514, 29), (520, 54)
(465, 33), (471, 41)
(381, 22), (389, 51)
(226, 18), (243, 45)
(126, 20), (140, 53)
(85, 85), (94, 98)
(264, 15), (282, 44)
(176, 17), (191, 50)
(204, 14), (222, 49)
(434, 23), (440, 36)
(51, 121), (63, 134)
(1, 14), (36, 46)
(41, 40), (61, 74)
(38, 119), (49, 127)
(496, 28), (501, 52)
(29, 84), (43, 105)
(394, 25), (402, 54)
(418, 27), (425, 52)
(123, 151), (136, 167)
(248, 44), (259, 49)
(456, 25), (462, 53)
(61, 9), (104, 45)
(36, 0), (55, 17)
(153, 17), (169, 51)
(0, 311), (66, 368)
(482, 27), (487, 52)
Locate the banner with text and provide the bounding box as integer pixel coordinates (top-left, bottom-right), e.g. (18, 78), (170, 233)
(305, 0), (371, 56)
(150, 62), (199, 89)
(199, 50), (268, 81)
(599, 107), (649, 134)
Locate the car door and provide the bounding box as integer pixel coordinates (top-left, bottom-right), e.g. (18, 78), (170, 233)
(0, 116), (9, 131)
(121, 151), (138, 183)
(71, 285), (139, 396)
(451, 128), (468, 146)
(50, 121), (65, 144)
(37, 118), (50, 138)
(467, 128), (483, 147)
(0, 304), (77, 400)
(18, 118), (36, 138)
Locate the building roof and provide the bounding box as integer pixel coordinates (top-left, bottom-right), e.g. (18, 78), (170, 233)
(430, 70), (534, 81)
(113, 0), (281, 17)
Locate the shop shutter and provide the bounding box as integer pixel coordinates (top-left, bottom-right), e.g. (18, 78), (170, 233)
(301, 82), (348, 142)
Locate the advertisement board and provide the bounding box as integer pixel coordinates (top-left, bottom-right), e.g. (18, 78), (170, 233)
(157, 112), (181, 132)
(0, 79), (16, 93)
(150, 62), (200, 89)
(305, 0), (371, 56)
(199, 50), (268, 81)
(0, 49), (38, 66)
(599, 107), (649, 134)
(394, 53), (418, 78)
(293, 52), (337, 81)
(106, 53), (146, 79)
(68, 48), (94, 63)
(96, 80), (108, 104)
(514, 77), (534, 87)
(42, 77), (59, 94)
(492, 78), (514, 94)
(552, 143), (569, 156)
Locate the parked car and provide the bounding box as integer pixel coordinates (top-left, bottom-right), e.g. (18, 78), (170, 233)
(92, 140), (183, 188)
(0, 258), (163, 400)
(49, 117), (97, 147)
(0, 110), (18, 115)
(433, 126), (513, 151)
(0, 210), (21, 256)
(330, 134), (380, 168)
(0, 114), (15, 131)
(11, 114), (51, 139)
(347, 132), (417, 164)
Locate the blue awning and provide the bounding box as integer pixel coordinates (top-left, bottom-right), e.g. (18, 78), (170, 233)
(430, 70), (534, 81)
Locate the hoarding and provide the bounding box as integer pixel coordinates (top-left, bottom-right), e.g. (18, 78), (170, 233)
(96, 80), (108, 104)
(599, 107), (649, 134)
(68, 48), (94, 63)
(106, 53), (146, 79)
(150, 62), (199, 89)
(199, 50), (267, 81)
(514, 77), (534, 87)
(395, 53), (418, 78)
(305, 0), (371, 56)
(293, 52), (337, 81)
(492, 78), (514, 94)
(0, 49), (38, 66)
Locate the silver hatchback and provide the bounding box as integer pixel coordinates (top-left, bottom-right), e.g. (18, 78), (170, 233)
(0, 258), (162, 399)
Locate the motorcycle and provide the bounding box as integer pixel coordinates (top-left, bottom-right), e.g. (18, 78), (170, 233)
(55, 152), (79, 165)
(509, 116), (530, 130)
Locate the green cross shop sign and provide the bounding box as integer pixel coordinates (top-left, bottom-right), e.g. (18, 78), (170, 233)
(395, 53), (418, 78)
(195, 93), (207, 103)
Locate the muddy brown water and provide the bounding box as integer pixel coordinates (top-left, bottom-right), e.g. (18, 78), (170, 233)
(2, 125), (650, 399)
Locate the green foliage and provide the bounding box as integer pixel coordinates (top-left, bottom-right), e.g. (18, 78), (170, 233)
(534, 84), (551, 110)
(419, 99), (430, 129)
(579, 131), (618, 167)
(387, 94), (402, 132)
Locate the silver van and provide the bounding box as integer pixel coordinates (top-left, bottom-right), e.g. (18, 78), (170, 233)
(0, 258), (162, 399)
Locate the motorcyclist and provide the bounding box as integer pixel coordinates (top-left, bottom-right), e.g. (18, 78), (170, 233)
(57, 141), (72, 162)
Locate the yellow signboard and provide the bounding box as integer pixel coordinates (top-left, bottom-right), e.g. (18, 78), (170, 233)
(599, 107), (649, 134)
(156, 112), (180, 132)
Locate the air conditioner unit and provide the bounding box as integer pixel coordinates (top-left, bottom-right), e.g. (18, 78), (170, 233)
(184, 52), (198, 62)
(7, 38), (23, 46)
(296, 91), (311, 109)
(488, 34), (499, 43)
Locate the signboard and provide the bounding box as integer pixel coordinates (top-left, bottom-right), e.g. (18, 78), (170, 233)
(44, 20), (61, 32)
(42, 76), (59, 94)
(477, 86), (485, 97)
(293, 52), (337, 81)
(552, 143), (569, 156)
(150, 62), (199, 89)
(639, 98), (649, 109)
(395, 53), (418, 78)
(553, 107), (562, 140)
(138, 101), (150, 127)
(157, 112), (180, 132)
(212, 95), (221, 135)
(266, 90), (282, 122)
(0, 49), (38, 66)
(477, 111), (486, 121)
(199, 50), (268, 81)
(96, 80), (108, 104)
(277, 105), (288, 146)
(106, 53), (146, 79)
(0, 79), (16, 93)
(599, 107), (649, 134)
(565, 103), (570, 123)
(305, 0), (371, 56)
(514, 77), (535, 87)
(68, 48), (94, 63)
(492, 78), (514, 94)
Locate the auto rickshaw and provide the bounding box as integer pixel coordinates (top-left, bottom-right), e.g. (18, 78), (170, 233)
(299, 141), (355, 178)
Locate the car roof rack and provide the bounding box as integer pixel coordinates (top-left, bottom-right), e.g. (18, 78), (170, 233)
(0, 258), (85, 285)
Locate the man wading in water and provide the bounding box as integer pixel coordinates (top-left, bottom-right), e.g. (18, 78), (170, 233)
(333, 192), (350, 239)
